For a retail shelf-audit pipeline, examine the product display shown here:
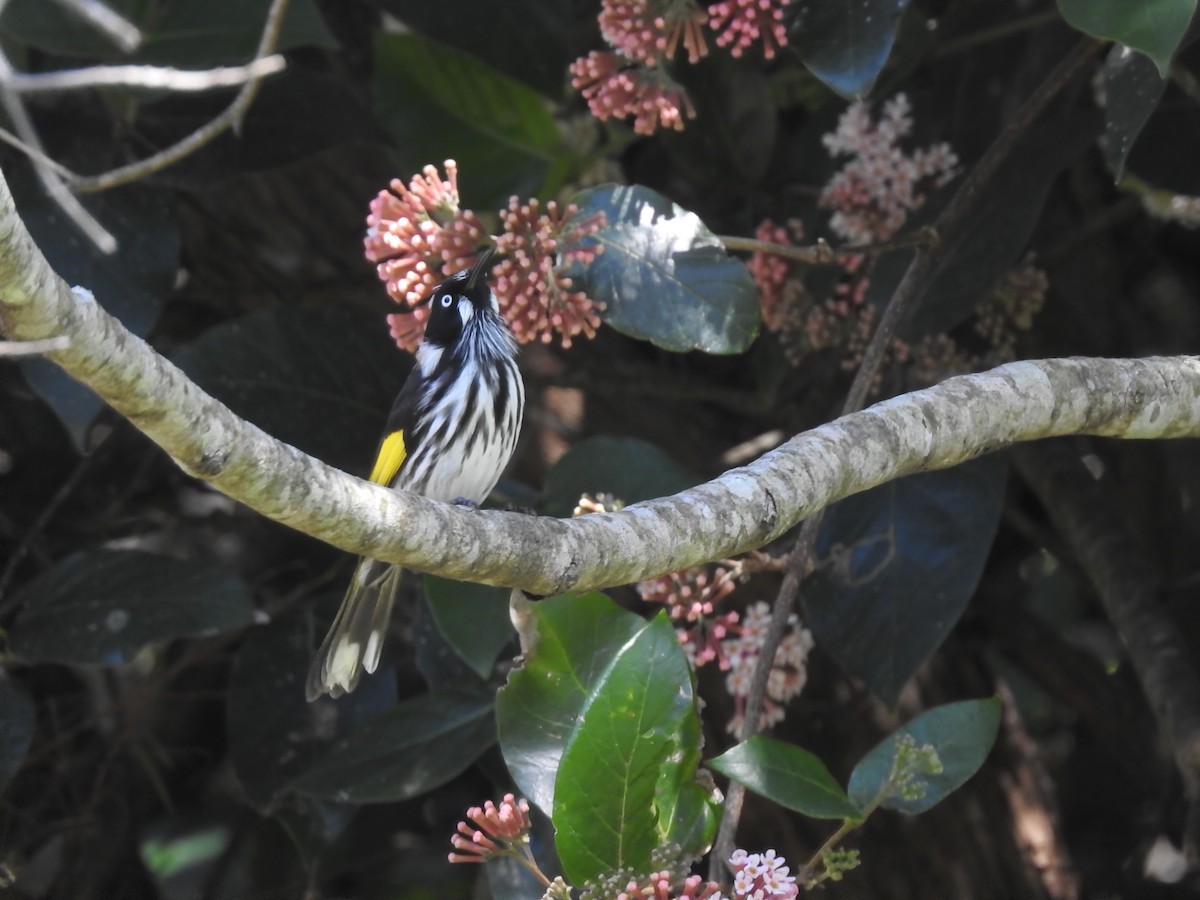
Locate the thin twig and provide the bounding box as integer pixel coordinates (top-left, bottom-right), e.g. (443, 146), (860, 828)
(69, 0), (292, 194)
(48, 0), (142, 53)
(0, 335), (69, 356)
(10, 57), (287, 94)
(718, 226), (938, 266)
(0, 126), (80, 180)
(710, 36), (1105, 875)
(0, 50), (116, 253)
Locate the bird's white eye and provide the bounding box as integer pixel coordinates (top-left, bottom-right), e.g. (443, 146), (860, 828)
(439, 293), (454, 308)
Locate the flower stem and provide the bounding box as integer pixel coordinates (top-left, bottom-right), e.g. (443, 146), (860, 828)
(718, 227), (938, 266)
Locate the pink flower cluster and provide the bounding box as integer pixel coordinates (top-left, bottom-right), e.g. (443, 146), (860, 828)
(600, 0), (710, 65)
(448, 794), (532, 863)
(365, 161), (489, 350)
(747, 218), (803, 330)
(637, 566), (740, 669)
(365, 161), (605, 350)
(724, 602), (813, 734)
(494, 198), (606, 347)
(728, 849), (799, 899)
(570, 51), (695, 135)
(572, 0), (789, 134)
(615, 870), (726, 900)
(820, 93), (958, 245)
(708, 0), (789, 59)
(637, 569), (813, 732)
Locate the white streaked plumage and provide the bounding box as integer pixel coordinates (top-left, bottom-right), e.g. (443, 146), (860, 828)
(307, 258), (523, 702)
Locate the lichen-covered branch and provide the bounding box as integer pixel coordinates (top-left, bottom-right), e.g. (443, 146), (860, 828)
(1, 165), (1200, 594)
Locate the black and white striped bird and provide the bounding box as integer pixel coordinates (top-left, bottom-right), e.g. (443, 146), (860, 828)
(306, 249), (524, 700)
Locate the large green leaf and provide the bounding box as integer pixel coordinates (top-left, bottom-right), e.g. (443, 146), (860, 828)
(0, 677), (34, 791)
(374, 31), (565, 210)
(8, 550), (253, 666)
(173, 306), (407, 477)
(226, 602), (397, 811)
(1058, 0), (1197, 77)
(565, 185), (760, 354)
(496, 593), (647, 815)
(789, 0), (911, 99)
(292, 688), (495, 802)
(903, 115), (1100, 338)
(553, 612), (716, 883)
(848, 698), (1001, 815)
(709, 736), (860, 820)
(378, 0), (573, 97)
(423, 575), (513, 679)
(541, 437), (700, 518)
(805, 456), (1007, 707)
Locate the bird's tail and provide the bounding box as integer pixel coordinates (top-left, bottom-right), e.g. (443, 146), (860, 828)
(306, 557), (402, 701)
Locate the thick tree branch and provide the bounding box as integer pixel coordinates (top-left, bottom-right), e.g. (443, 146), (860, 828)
(1, 174), (1198, 595)
(1015, 440), (1200, 864)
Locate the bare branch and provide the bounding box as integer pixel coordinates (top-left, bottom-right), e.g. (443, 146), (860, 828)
(0, 51), (116, 253)
(69, 0), (292, 194)
(10, 56), (287, 94)
(718, 227), (939, 266)
(0, 165), (1197, 596)
(48, 0), (142, 53)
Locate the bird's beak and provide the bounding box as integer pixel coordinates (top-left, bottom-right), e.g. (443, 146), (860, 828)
(466, 246), (496, 290)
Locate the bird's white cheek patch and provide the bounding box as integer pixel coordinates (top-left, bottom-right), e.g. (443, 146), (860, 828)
(458, 298), (474, 327)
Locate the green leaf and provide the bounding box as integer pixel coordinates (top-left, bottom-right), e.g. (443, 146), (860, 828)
(805, 456), (1007, 707)
(173, 306), (408, 477)
(374, 31), (565, 210)
(496, 593), (647, 815)
(1057, 0), (1196, 77)
(790, 0), (912, 99)
(9, 161), (177, 451)
(541, 437), (700, 518)
(848, 698), (1002, 815)
(9, 550), (254, 666)
(379, 0), (574, 97)
(565, 185), (760, 354)
(904, 115), (1101, 338)
(292, 688), (495, 803)
(0, 677), (34, 791)
(553, 612), (716, 883)
(226, 603), (397, 811)
(423, 575), (513, 679)
(1101, 46), (1168, 180)
(709, 736), (861, 820)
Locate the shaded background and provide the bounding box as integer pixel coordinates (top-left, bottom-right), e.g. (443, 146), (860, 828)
(2, 1), (1200, 898)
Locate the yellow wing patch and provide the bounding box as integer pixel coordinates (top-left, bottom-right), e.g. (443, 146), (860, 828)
(369, 430), (407, 485)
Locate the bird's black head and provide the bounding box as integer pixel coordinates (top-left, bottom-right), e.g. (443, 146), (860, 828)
(422, 248), (499, 348)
